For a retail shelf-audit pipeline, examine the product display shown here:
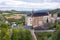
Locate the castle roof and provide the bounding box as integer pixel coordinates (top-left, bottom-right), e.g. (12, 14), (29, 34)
(27, 12), (48, 17)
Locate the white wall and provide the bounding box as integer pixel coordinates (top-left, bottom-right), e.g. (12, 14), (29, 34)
(43, 16), (48, 23)
(26, 17), (32, 26)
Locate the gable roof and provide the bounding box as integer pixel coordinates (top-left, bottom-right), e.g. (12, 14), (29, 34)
(27, 12), (48, 17)
(27, 14), (32, 16)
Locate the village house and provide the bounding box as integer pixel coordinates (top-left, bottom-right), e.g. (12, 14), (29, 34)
(25, 12), (58, 29)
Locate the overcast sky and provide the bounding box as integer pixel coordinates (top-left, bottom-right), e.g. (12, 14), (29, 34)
(0, 0), (60, 11)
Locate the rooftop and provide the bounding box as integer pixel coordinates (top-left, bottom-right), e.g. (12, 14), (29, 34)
(27, 12), (48, 17)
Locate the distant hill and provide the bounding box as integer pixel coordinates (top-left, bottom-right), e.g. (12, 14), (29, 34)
(36, 9), (52, 12)
(19, 11), (32, 14)
(36, 9), (60, 14)
(0, 9), (60, 14)
(49, 9), (60, 14)
(0, 10), (32, 14)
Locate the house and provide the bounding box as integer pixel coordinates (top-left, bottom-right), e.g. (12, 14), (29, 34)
(25, 12), (52, 28)
(11, 22), (19, 28)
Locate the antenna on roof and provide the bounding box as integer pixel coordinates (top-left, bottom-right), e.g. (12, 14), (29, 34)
(48, 12), (49, 14)
(32, 9), (35, 14)
(31, 9), (34, 17)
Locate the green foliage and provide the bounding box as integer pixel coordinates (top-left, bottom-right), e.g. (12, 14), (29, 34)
(49, 9), (60, 14)
(20, 16), (25, 25)
(11, 28), (19, 40)
(49, 23), (56, 29)
(0, 23), (32, 40)
(18, 28), (26, 40)
(35, 32), (52, 40)
(0, 23), (10, 40)
(0, 30), (1, 39)
(52, 29), (60, 40)
(48, 22), (60, 29)
(18, 28), (32, 40)
(56, 22), (60, 29)
(37, 22), (60, 40)
(7, 16), (25, 25)
(56, 30), (60, 40)
(25, 30), (32, 40)
(0, 25), (32, 40)
(1, 28), (10, 40)
(0, 23), (9, 28)
(48, 22), (60, 40)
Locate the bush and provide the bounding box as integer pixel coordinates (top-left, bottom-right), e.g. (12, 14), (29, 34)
(0, 23), (9, 28)
(1, 28), (10, 40)
(11, 28), (19, 40)
(49, 23), (56, 29)
(18, 28), (32, 40)
(35, 32), (52, 40)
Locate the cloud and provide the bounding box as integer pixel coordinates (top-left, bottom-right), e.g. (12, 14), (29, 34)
(0, 0), (60, 11)
(16, 0), (60, 3)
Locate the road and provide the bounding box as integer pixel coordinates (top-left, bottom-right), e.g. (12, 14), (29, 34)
(29, 29), (56, 40)
(34, 30), (56, 32)
(29, 29), (37, 40)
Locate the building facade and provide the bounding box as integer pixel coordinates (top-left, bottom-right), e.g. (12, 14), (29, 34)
(26, 12), (53, 28)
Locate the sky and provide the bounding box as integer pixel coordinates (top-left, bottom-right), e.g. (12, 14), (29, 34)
(0, 0), (60, 11)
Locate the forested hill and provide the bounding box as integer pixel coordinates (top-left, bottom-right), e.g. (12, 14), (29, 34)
(0, 10), (32, 14)
(0, 10), (20, 14)
(36, 9), (60, 14)
(0, 9), (60, 14)
(49, 9), (60, 14)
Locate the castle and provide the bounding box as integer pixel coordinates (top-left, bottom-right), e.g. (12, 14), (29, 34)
(25, 11), (58, 29)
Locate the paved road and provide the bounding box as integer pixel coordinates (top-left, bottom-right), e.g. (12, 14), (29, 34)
(34, 30), (56, 32)
(29, 29), (37, 40)
(29, 29), (56, 40)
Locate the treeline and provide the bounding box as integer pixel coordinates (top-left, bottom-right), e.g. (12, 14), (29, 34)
(0, 10), (32, 14)
(0, 9), (60, 14)
(35, 29), (60, 40)
(35, 22), (60, 40)
(49, 9), (60, 14)
(6, 16), (25, 25)
(0, 23), (32, 40)
(0, 10), (20, 14)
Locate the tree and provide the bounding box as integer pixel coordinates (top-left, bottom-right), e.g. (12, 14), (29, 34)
(56, 30), (60, 40)
(25, 30), (32, 40)
(18, 27), (32, 40)
(0, 30), (1, 39)
(11, 28), (19, 40)
(1, 28), (10, 40)
(49, 22), (60, 40)
(20, 16), (25, 25)
(0, 23), (9, 28)
(1, 23), (10, 40)
(18, 27), (26, 40)
(0, 23), (10, 40)
(48, 23), (56, 29)
(56, 22), (60, 29)
(35, 32), (52, 40)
